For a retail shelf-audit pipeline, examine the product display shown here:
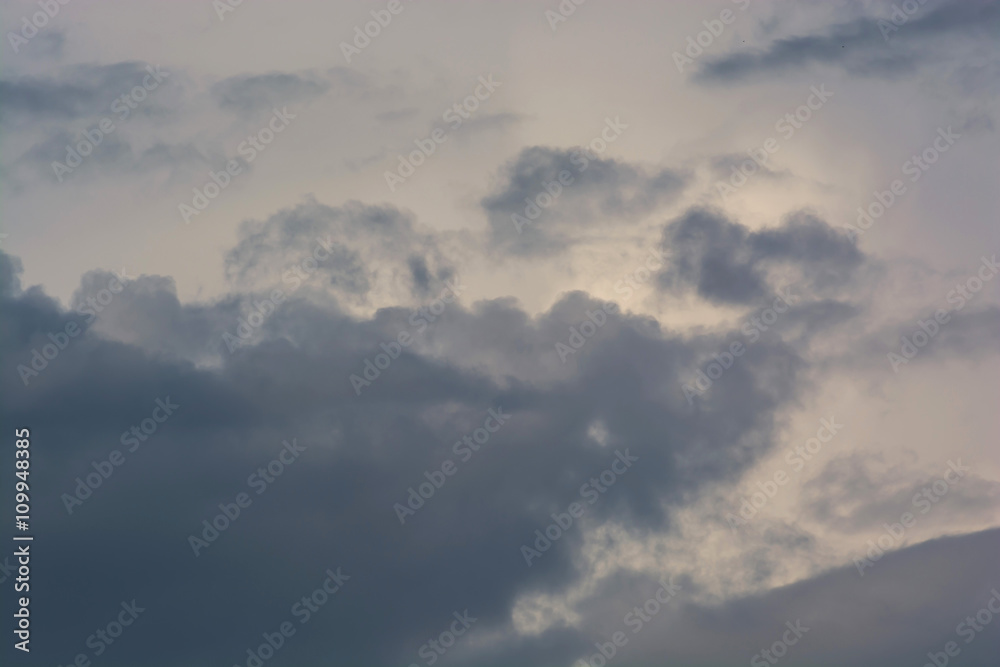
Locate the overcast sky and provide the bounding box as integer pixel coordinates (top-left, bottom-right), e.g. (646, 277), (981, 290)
(1, 1), (999, 666)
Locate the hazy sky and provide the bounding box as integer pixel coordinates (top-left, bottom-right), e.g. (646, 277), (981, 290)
(1, 1), (999, 666)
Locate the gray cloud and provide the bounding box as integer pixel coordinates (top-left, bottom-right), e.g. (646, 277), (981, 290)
(0, 61), (170, 124)
(802, 451), (1000, 533)
(210, 69), (349, 115)
(482, 146), (687, 256)
(697, 0), (1000, 82)
(657, 208), (864, 306)
(0, 242), (817, 665)
(223, 197), (455, 305)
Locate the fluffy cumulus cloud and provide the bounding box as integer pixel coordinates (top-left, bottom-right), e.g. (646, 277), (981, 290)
(1, 1), (999, 666)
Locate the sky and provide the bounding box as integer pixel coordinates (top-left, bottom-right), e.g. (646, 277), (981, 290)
(1, 0), (999, 666)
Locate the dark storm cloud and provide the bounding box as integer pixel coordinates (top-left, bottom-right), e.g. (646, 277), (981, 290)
(696, 0), (1000, 82)
(0, 240), (826, 666)
(657, 208), (864, 306)
(482, 146), (687, 257)
(210, 69), (348, 115)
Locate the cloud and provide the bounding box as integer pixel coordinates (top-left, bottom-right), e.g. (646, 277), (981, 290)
(436, 528), (1000, 667)
(0, 62), (169, 124)
(210, 69), (349, 115)
(696, 0), (1000, 82)
(482, 146), (687, 256)
(657, 208), (864, 306)
(222, 197), (456, 307)
(802, 451), (1000, 533)
(0, 239), (818, 665)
